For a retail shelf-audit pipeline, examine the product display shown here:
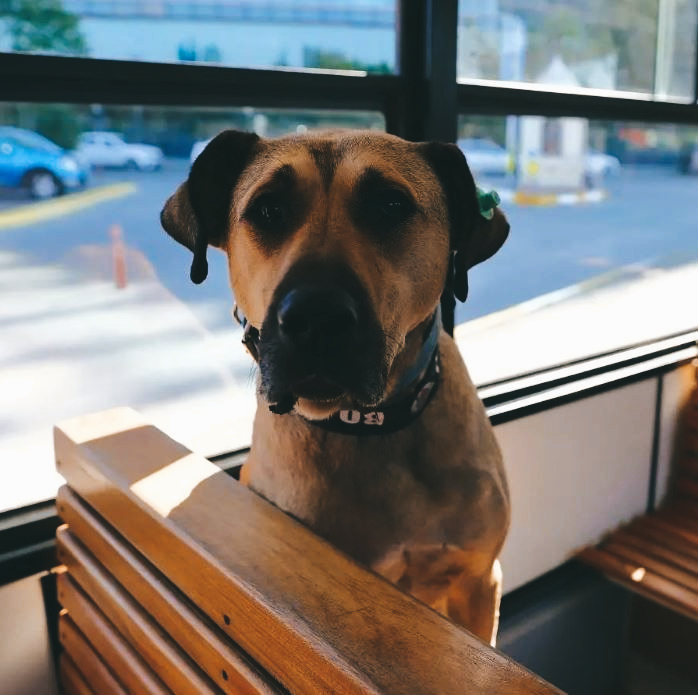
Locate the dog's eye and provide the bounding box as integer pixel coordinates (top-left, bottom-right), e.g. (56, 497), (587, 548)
(247, 193), (287, 229)
(374, 189), (414, 224)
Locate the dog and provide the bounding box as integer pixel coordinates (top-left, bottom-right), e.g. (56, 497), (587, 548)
(161, 129), (510, 645)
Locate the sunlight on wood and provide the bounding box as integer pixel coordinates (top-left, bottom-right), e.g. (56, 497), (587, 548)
(129, 453), (217, 516)
(631, 567), (646, 582)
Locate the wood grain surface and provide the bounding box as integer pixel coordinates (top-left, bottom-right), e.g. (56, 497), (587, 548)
(57, 571), (172, 695)
(60, 654), (95, 695)
(56, 527), (223, 695)
(57, 486), (281, 695)
(59, 613), (126, 695)
(54, 407), (561, 695)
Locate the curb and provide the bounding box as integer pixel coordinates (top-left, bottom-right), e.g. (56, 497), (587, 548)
(497, 188), (608, 207)
(0, 182), (138, 230)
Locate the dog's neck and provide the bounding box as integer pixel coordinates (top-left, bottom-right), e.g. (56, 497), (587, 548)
(384, 309), (441, 402)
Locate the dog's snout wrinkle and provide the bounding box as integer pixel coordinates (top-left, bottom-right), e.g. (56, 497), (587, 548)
(277, 287), (359, 347)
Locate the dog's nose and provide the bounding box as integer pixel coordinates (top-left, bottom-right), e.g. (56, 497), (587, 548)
(277, 287), (359, 347)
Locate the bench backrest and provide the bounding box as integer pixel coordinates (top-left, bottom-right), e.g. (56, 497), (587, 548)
(55, 407), (562, 695)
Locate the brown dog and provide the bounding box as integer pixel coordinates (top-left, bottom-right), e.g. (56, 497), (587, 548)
(161, 129), (510, 645)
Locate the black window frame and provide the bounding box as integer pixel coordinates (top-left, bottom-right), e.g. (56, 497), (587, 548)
(1, 0), (697, 582)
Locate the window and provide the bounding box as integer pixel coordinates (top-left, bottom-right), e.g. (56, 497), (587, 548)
(0, 0), (398, 72)
(0, 101), (383, 512)
(1, 0), (697, 512)
(457, 0), (698, 101)
(456, 113), (698, 383)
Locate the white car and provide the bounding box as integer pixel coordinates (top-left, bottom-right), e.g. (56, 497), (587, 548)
(457, 138), (514, 176)
(585, 151), (621, 178)
(76, 131), (163, 171)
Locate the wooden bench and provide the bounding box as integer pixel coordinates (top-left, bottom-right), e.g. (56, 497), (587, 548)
(578, 364), (698, 619)
(53, 407), (562, 695)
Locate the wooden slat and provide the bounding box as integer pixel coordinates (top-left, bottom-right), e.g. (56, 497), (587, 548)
(658, 508), (698, 535)
(684, 428), (698, 452)
(59, 613), (126, 695)
(54, 407), (562, 695)
(57, 487), (280, 695)
(602, 538), (698, 593)
(632, 515), (698, 554)
(577, 547), (698, 619)
(621, 522), (698, 570)
(57, 571), (172, 695)
(675, 478), (698, 502)
(56, 528), (222, 695)
(60, 654), (94, 695)
(680, 453), (698, 477)
(665, 498), (698, 521)
(686, 408), (698, 431)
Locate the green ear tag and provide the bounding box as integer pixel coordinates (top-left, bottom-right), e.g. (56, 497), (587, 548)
(477, 187), (501, 220)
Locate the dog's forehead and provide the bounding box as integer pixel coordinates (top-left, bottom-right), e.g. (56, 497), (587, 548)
(237, 131), (436, 195)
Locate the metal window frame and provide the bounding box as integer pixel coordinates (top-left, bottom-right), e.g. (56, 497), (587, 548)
(1, 0), (698, 578)
(0, 1), (696, 121)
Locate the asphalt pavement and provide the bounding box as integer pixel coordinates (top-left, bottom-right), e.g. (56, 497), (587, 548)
(1, 159), (697, 510)
(2, 160), (696, 331)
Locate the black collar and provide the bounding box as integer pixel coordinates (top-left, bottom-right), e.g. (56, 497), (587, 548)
(233, 306), (442, 436)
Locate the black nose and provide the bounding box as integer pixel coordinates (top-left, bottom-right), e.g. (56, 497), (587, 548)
(277, 287), (359, 347)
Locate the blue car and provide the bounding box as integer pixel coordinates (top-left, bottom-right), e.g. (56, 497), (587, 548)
(0, 126), (89, 199)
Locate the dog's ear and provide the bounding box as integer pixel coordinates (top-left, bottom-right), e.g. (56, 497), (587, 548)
(160, 129), (260, 284)
(420, 142), (510, 302)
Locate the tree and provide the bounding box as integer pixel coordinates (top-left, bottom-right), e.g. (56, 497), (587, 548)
(500, 0), (658, 92)
(525, 6), (614, 80)
(303, 48), (391, 75)
(2, 0), (87, 56)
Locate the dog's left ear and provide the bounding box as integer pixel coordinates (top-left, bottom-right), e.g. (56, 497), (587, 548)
(420, 141), (510, 302)
(160, 129), (260, 284)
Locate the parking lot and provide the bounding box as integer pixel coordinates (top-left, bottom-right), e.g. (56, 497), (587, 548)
(2, 158), (696, 326)
(1, 157), (697, 510)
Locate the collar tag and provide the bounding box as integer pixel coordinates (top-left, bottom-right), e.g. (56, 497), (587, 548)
(477, 187), (501, 220)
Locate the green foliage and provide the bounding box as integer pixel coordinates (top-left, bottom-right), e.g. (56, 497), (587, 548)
(499, 0), (659, 92)
(526, 6), (614, 79)
(34, 105), (82, 149)
(303, 48), (391, 74)
(2, 0), (87, 56)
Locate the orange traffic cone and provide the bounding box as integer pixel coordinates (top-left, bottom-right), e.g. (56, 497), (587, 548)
(110, 224), (127, 289)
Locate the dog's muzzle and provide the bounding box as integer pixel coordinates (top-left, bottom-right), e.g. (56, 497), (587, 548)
(256, 260), (387, 413)
(277, 286), (359, 359)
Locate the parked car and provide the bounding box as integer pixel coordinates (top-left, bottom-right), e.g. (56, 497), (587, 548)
(458, 137), (621, 184)
(585, 151), (621, 178)
(457, 138), (515, 176)
(76, 131), (164, 171)
(0, 126), (89, 199)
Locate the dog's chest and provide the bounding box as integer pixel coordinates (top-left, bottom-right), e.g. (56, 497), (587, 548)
(247, 431), (492, 568)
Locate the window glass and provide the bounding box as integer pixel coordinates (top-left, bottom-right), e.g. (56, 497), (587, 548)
(457, 0), (698, 100)
(0, 103), (385, 512)
(0, 1), (397, 73)
(456, 114), (698, 384)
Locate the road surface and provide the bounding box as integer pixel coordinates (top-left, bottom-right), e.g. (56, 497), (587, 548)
(1, 160), (696, 510)
(2, 160), (696, 330)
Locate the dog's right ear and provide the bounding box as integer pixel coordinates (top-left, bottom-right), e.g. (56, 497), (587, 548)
(419, 141), (509, 302)
(160, 129), (260, 284)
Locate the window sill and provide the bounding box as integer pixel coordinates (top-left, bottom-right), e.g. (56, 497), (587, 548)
(457, 259), (698, 389)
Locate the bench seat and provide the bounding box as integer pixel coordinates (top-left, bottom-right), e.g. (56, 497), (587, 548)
(578, 366), (698, 620)
(54, 407), (562, 695)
